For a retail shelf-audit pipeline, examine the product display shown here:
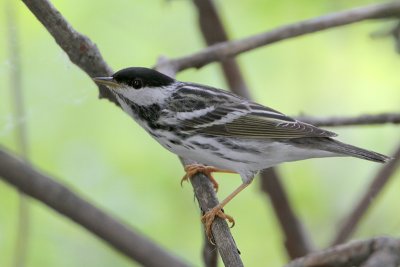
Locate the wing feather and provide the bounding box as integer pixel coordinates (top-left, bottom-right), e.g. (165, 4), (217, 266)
(181, 104), (337, 139)
(168, 84), (337, 139)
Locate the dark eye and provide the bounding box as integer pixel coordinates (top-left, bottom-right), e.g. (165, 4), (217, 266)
(131, 79), (143, 89)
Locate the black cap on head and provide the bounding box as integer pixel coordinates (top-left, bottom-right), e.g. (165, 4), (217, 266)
(112, 67), (175, 88)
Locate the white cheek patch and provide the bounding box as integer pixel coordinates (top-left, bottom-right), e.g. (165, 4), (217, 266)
(118, 85), (174, 106)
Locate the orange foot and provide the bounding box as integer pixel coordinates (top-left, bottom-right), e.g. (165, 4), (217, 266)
(201, 206), (235, 243)
(181, 164), (235, 192)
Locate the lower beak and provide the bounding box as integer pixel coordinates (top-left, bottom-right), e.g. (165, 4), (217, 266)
(92, 77), (118, 88)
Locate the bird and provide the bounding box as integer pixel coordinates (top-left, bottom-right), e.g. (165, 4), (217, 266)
(93, 67), (391, 240)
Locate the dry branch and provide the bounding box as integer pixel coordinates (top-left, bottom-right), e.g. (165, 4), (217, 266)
(331, 144), (400, 246)
(158, 1), (400, 72)
(297, 113), (400, 127)
(285, 237), (400, 267)
(0, 148), (190, 267)
(190, 171), (243, 267)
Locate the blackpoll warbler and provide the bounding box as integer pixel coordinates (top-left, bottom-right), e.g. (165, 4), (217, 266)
(93, 67), (390, 238)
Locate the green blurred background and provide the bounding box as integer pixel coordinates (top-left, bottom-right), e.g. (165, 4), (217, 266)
(1, 0), (399, 266)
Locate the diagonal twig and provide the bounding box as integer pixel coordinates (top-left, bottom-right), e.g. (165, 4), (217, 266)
(158, 1), (400, 73)
(190, 170), (243, 267)
(331, 144), (400, 246)
(0, 148), (190, 267)
(285, 237), (400, 267)
(297, 113), (400, 127)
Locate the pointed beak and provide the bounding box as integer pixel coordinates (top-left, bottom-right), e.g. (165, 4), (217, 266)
(92, 76), (118, 88)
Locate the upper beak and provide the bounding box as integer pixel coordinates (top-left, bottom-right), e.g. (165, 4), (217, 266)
(92, 76), (118, 88)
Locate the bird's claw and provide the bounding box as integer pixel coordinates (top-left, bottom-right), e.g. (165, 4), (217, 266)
(181, 164), (220, 192)
(202, 207), (235, 244)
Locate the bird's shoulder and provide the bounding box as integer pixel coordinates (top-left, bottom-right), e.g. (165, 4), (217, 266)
(166, 82), (242, 112)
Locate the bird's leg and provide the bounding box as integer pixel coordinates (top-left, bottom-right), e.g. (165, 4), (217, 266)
(202, 183), (250, 242)
(181, 164), (236, 192)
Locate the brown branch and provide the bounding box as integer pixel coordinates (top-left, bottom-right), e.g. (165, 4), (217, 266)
(22, 0), (118, 105)
(202, 231), (218, 267)
(285, 237), (400, 267)
(158, 2), (400, 73)
(192, 0), (313, 259)
(190, 171), (243, 267)
(260, 169), (313, 258)
(0, 148), (190, 267)
(297, 113), (400, 127)
(331, 144), (400, 246)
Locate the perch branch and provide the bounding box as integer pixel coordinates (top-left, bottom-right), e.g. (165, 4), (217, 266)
(285, 237), (400, 267)
(331, 144), (400, 246)
(157, 1), (400, 73)
(190, 170), (243, 267)
(0, 148), (190, 267)
(297, 113), (400, 127)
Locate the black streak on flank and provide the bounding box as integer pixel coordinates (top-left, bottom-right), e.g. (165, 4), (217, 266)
(216, 137), (261, 154)
(192, 141), (219, 151)
(169, 139), (182, 145)
(212, 152), (254, 164)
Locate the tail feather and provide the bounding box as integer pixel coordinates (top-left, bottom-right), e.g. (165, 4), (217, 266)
(321, 138), (391, 163)
(288, 137), (392, 163)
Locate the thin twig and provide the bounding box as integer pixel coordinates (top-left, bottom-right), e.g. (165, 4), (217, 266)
(202, 231), (218, 267)
(158, 1), (400, 73)
(0, 148), (190, 267)
(285, 237), (400, 267)
(190, 171), (243, 267)
(6, 2), (30, 267)
(331, 144), (400, 246)
(297, 113), (400, 127)
(22, 0), (118, 105)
